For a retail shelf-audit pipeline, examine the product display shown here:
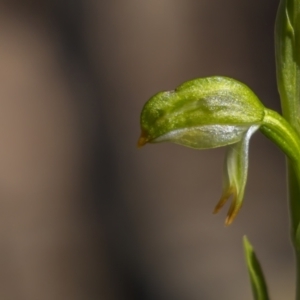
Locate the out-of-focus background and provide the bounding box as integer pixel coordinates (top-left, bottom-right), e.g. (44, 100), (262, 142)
(0, 0), (293, 299)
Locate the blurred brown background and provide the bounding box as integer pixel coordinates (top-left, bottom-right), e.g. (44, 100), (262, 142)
(0, 0), (293, 299)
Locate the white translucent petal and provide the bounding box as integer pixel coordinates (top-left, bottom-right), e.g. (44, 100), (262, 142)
(224, 125), (259, 193)
(153, 125), (250, 149)
(221, 125), (259, 223)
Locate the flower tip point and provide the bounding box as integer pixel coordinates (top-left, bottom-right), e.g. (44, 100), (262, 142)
(213, 194), (230, 215)
(225, 206), (240, 226)
(225, 216), (233, 226)
(137, 131), (149, 148)
(212, 206), (221, 215)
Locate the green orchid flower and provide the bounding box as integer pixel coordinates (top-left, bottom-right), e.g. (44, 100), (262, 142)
(138, 77), (264, 149)
(138, 76), (300, 225)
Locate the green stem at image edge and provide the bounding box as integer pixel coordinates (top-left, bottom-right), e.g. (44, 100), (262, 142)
(276, 0), (300, 298)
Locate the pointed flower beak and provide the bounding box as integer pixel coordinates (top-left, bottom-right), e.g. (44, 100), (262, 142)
(137, 130), (150, 148)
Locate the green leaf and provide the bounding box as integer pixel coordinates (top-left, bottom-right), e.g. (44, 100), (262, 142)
(243, 236), (269, 300)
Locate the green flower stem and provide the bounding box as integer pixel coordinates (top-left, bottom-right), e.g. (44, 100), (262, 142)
(288, 161), (300, 242)
(261, 109), (300, 164)
(289, 162), (300, 300)
(261, 108), (300, 236)
(261, 108), (300, 299)
(275, 0), (300, 135)
(276, 1), (300, 298)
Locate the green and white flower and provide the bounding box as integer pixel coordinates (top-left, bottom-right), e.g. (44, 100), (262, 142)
(139, 76), (300, 224)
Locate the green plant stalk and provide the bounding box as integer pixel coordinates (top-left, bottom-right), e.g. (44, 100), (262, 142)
(260, 112), (300, 239)
(276, 0), (300, 298)
(260, 109), (300, 238)
(260, 109), (300, 251)
(289, 163), (300, 300)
